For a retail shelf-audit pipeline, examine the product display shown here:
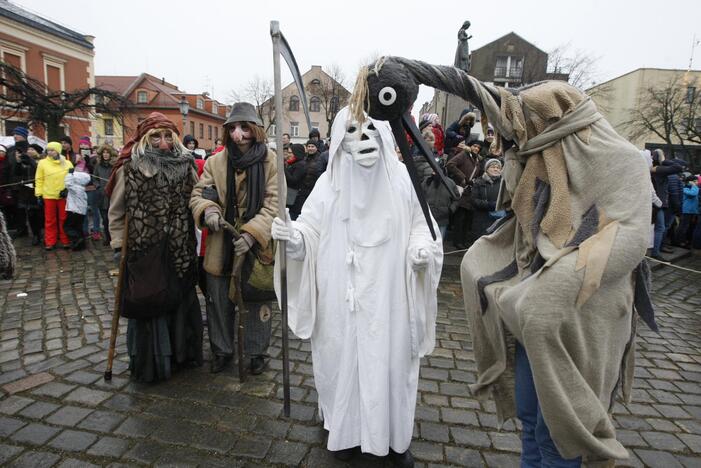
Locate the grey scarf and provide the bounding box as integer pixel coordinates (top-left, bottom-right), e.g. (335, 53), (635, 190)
(131, 147), (194, 184)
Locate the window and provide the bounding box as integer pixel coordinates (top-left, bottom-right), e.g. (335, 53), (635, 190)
(310, 78), (321, 85)
(199, 123), (204, 138)
(136, 90), (148, 103)
(268, 124), (276, 137)
(46, 65), (61, 91)
(310, 96), (321, 112)
(104, 119), (114, 136)
(215, 126), (219, 140)
(212, 102), (218, 114)
(687, 86), (696, 104)
(290, 121), (299, 137)
(197, 97), (204, 109)
(289, 95), (300, 112)
(208, 125), (212, 140)
(190, 121), (195, 136)
(494, 56), (523, 79)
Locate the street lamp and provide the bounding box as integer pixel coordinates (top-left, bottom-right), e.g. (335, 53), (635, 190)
(179, 96), (189, 137)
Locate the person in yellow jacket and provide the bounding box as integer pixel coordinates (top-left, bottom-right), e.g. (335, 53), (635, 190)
(35, 142), (73, 250)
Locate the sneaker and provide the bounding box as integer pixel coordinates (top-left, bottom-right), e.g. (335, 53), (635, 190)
(45, 245), (55, 251)
(61, 243), (71, 250)
(249, 356), (267, 375)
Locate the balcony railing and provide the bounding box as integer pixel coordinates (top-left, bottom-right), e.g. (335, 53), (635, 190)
(494, 67), (523, 79)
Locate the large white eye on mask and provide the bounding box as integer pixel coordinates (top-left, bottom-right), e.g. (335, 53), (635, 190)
(341, 119), (381, 167)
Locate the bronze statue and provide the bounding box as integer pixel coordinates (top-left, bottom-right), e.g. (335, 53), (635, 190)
(454, 21), (472, 72)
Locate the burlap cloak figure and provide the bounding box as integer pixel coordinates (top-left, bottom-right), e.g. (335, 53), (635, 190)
(357, 58), (654, 466)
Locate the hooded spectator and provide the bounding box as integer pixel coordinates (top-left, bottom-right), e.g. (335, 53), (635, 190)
(445, 109), (476, 155)
(470, 158), (504, 237)
(93, 144), (117, 245)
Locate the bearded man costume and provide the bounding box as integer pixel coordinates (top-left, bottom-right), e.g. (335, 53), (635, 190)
(107, 112), (203, 382)
(355, 57), (656, 466)
(271, 107), (443, 465)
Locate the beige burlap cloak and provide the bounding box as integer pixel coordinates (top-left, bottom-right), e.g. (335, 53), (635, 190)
(460, 80), (651, 465)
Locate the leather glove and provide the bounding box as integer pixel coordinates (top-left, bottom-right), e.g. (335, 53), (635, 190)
(203, 207), (223, 232)
(68, 168), (75, 174)
(233, 232), (255, 256)
(409, 248), (429, 271)
(202, 185), (219, 202)
(59, 189), (68, 199)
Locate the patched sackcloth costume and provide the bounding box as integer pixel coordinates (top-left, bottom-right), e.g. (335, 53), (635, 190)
(271, 107), (443, 458)
(357, 57), (656, 466)
(107, 112), (203, 382)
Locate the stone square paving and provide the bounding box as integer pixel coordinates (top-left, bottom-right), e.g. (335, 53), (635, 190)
(0, 239), (700, 467)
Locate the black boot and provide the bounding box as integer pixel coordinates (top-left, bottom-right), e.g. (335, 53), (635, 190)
(31, 235), (40, 246)
(210, 355), (231, 374)
(249, 356), (267, 375)
(332, 447), (356, 461)
(389, 449), (414, 468)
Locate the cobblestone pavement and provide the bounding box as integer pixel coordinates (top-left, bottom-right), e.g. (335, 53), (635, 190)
(0, 239), (700, 467)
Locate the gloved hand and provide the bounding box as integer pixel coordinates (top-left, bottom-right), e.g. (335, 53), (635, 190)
(68, 168), (75, 174)
(233, 232), (255, 256)
(271, 209), (303, 251)
(113, 248), (121, 264)
(59, 189), (68, 199)
(202, 185), (219, 202)
(204, 207), (223, 232)
(36, 196), (43, 207)
(409, 248), (429, 271)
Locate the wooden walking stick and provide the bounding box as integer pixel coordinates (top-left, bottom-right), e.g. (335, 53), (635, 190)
(222, 220), (249, 383)
(104, 217), (128, 381)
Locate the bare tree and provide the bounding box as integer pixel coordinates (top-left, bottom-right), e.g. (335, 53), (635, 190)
(621, 75), (701, 154)
(546, 43), (601, 90)
(229, 75), (290, 132)
(306, 64), (351, 137)
(0, 61), (130, 140)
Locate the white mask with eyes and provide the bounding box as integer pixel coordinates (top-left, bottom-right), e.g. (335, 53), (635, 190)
(341, 119), (381, 167)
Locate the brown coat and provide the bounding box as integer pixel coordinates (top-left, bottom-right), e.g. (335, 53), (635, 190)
(446, 151), (482, 209)
(190, 147), (280, 277)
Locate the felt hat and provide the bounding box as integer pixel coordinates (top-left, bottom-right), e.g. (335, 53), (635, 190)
(224, 102), (262, 127)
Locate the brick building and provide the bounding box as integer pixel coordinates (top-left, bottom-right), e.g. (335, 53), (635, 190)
(95, 73), (229, 151)
(0, 0), (96, 143)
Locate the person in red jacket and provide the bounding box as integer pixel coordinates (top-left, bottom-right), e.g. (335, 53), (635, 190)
(420, 113), (445, 156)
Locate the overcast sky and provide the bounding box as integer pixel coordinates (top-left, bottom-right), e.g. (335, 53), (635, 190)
(14, 0), (701, 119)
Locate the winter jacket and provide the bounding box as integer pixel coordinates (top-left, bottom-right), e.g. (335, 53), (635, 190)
(35, 157), (73, 200)
(12, 152), (39, 207)
(470, 173), (502, 236)
(190, 147), (280, 277)
(651, 161), (683, 208)
(93, 161), (114, 210)
(423, 173), (458, 226)
(682, 184), (699, 215)
(667, 174), (684, 213)
(431, 124), (445, 156)
(64, 171), (91, 215)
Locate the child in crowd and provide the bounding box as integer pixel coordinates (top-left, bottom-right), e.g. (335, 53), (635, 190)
(63, 168), (91, 250)
(35, 142), (73, 250)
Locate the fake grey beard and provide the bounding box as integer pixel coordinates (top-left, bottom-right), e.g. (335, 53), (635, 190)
(130, 147), (193, 185)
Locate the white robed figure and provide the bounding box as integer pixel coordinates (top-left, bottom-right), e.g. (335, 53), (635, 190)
(272, 107), (442, 463)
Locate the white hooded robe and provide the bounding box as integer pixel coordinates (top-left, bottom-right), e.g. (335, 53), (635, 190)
(275, 107), (443, 455)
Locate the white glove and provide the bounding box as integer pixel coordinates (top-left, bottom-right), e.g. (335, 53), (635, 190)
(271, 209), (303, 253)
(409, 248), (429, 271)
(204, 207), (223, 232)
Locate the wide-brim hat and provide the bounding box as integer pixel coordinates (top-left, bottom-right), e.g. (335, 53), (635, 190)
(224, 102), (262, 127)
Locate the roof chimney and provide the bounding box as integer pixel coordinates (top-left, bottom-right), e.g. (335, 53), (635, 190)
(161, 77), (165, 84)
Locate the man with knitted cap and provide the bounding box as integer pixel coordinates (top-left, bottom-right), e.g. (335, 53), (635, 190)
(190, 102), (279, 375)
(107, 111), (203, 382)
